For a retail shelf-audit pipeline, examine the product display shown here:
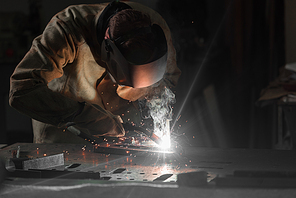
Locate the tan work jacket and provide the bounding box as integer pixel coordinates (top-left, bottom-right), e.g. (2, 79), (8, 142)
(9, 2), (181, 143)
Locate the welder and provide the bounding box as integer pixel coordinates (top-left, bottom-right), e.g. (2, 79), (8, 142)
(9, 1), (181, 144)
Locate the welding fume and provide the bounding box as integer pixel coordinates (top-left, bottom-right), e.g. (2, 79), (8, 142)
(9, 1), (181, 149)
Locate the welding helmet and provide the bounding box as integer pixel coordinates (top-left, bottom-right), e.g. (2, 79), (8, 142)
(101, 24), (168, 88)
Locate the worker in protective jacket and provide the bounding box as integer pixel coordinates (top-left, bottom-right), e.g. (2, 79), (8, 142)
(9, 1), (181, 144)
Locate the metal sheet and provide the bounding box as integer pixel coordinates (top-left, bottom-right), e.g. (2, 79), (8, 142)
(2, 143), (296, 184)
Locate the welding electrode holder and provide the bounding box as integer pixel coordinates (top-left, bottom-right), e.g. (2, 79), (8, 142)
(65, 121), (162, 146)
(64, 122), (107, 145)
(121, 122), (162, 145)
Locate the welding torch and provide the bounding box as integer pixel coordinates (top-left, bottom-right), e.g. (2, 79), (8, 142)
(66, 122), (161, 146)
(121, 123), (161, 145)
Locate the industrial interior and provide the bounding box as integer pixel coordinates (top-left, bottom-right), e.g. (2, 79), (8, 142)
(1, 0), (296, 197)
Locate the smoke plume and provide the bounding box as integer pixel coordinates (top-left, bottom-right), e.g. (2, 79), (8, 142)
(139, 87), (176, 140)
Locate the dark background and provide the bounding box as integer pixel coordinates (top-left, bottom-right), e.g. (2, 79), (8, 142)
(0, 0), (287, 149)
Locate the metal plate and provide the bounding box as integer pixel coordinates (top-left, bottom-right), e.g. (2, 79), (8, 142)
(2, 143), (296, 184)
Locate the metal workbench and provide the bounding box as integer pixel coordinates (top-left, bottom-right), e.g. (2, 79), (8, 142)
(1, 143), (296, 197)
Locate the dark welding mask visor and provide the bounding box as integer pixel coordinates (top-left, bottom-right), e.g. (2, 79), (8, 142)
(101, 24), (167, 88)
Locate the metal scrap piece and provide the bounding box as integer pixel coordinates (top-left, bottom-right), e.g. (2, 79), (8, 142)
(23, 153), (64, 170)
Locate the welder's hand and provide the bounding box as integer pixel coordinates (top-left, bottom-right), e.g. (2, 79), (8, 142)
(73, 103), (125, 137)
(107, 113), (125, 137)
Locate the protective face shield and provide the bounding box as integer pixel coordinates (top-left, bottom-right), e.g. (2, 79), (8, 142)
(101, 24), (168, 88)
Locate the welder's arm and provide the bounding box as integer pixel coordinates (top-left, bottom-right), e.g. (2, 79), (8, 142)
(9, 16), (81, 126)
(71, 103), (125, 137)
(9, 14), (124, 137)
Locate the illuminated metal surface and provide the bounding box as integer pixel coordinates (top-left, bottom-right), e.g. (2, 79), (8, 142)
(0, 143), (203, 182)
(2, 143), (296, 184)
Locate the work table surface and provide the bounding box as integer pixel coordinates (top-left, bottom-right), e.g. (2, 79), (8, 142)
(1, 143), (296, 197)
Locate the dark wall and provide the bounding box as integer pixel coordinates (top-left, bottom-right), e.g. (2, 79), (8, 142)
(157, 0), (285, 148)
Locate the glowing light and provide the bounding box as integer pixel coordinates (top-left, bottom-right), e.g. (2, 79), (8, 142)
(160, 165), (170, 175)
(159, 134), (171, 150)
(158, 119), (171, 150)
(141, 87), (175, 150)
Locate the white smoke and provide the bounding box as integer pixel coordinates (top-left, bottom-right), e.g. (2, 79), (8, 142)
(140, 87), (176, 148)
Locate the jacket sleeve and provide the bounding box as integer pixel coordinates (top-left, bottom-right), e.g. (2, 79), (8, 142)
(9, 10), (84, 126)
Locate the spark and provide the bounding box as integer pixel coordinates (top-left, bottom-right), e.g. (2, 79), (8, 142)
(158, 133), (171, 150)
